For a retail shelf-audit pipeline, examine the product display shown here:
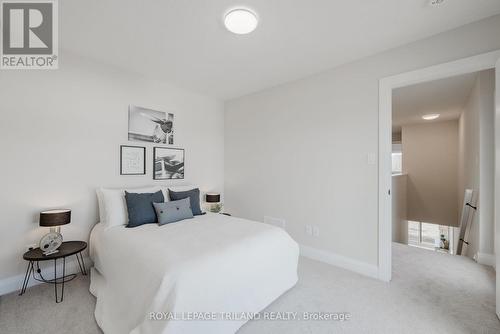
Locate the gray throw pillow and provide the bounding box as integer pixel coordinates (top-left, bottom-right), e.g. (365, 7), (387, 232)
(125, 190), (165, 228)
(153, 198), (194, 225)
(168, 188), (203, 215)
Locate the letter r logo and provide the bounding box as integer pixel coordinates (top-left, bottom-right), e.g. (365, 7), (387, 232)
(2, 2), (53, 54)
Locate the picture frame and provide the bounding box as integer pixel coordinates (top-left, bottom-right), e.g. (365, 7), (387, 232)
(153, 147), (185, 180)
(120, 145), (146, 175)
(128, 105), (174, 144)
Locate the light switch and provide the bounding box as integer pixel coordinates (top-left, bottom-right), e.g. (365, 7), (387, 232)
(305, 225), (312, 236)
(367, 153), (377, 165)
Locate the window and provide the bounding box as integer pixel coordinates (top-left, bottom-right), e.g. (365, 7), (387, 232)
(392, 143), (402, 174)
(407, 221), (453, 254)
(392, 153), (402, 174)
(408, 221), (420, 245)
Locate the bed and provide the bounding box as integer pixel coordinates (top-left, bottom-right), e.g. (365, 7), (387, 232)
(89, 212), (299, 334)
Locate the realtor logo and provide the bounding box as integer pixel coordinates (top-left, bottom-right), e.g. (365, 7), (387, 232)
(1, 0), (58, 69)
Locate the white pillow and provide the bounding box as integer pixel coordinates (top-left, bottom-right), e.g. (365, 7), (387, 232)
(96, 189), (106, 224)
(97, 186), (166, 229)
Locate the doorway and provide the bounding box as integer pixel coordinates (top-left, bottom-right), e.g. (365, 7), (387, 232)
(378, 50), (500, 318)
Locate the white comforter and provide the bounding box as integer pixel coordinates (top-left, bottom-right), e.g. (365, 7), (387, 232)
(89, 213), (299, 334)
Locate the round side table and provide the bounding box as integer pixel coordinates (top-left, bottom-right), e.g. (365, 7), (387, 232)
(20, 240), (87, 303)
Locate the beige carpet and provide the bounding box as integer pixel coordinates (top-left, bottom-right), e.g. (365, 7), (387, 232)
(1, 243), (498, 334)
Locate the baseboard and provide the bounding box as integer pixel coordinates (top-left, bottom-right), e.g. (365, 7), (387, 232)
(475, 252), (495, 268)
(0, 256), (92, 296)
(300, 244), (379, 280)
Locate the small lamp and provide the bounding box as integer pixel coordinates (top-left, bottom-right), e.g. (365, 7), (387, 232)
(39, 209), (71, 256)
(205, 193), (222, 213)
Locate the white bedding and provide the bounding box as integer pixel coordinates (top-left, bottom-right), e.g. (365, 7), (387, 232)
(89, 213), (299, 334)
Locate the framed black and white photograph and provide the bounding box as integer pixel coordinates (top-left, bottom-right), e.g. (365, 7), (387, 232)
(128, 105), (174, 144)
(120, 145), (146, 175)
(153, 147), (184, 180)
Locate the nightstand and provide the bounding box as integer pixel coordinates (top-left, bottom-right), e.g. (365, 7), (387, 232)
(19, 241), (87, 303)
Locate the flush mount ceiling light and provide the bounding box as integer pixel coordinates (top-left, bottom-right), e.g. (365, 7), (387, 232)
(422, 114), (440, 120)
(224, 8), (258, 35)
(429, 0), (446, 6)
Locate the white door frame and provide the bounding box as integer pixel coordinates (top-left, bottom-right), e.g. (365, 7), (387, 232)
(378, 49), (500, 282)
(495, 58), (500, 319)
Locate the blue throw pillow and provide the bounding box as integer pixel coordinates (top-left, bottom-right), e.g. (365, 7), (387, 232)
(125, 190), (164, 228)
(168, 188), (203, 216)
(153, 198), (194, 225)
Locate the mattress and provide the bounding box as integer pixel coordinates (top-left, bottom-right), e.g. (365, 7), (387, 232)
(89, 212), (299, 334)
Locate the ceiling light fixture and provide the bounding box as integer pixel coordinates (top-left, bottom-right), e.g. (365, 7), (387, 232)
(224, 8), (258, 35)
(422, 114), (440, 120)
(429, 0), (446, 6)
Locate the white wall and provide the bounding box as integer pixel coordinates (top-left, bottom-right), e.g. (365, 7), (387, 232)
(459, 76), (480, 256)
(402, 120), (458, 226)
(402, 121), (459, 227)
(459, 70), (495, 260)
(478, 71), (495, 260)
(225, 15), (500, 271)
(0, 52), (224, 281)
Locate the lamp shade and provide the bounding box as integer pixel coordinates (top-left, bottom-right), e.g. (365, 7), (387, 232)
(205, 193), (220, 203)
(39, 209), (71, 227)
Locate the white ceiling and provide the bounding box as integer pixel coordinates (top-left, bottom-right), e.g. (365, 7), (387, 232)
(61, 0), (500, 99)
(392, 72), (480, 132)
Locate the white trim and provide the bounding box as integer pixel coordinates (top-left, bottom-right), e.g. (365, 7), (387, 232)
(496, 59), (500, 319)
(475, 252), (496, 268)
(300, 244), (379, 280)
(378, 50), (500, 282)
(0, 256), (92, 296)
(379, 77), (392, 282)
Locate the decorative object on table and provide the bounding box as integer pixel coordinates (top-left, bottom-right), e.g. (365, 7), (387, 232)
(440, 234), (449, 250)
(39, 209), (71, 256)
(439, 234), (445, 248)
(20, 241), (87, 303)
(153, 147), (184, 180)
(168, 188), (203, 215)
(205, 193), (222, 213)
(120, 145), (146, 175)
(128, 105), (174, 144)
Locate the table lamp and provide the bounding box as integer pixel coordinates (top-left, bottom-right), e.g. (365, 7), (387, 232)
(205, 193), (222, 213)
(39, 209), (71, 256)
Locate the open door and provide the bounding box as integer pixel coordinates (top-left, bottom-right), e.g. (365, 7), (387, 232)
(496, 58), (500, 319)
